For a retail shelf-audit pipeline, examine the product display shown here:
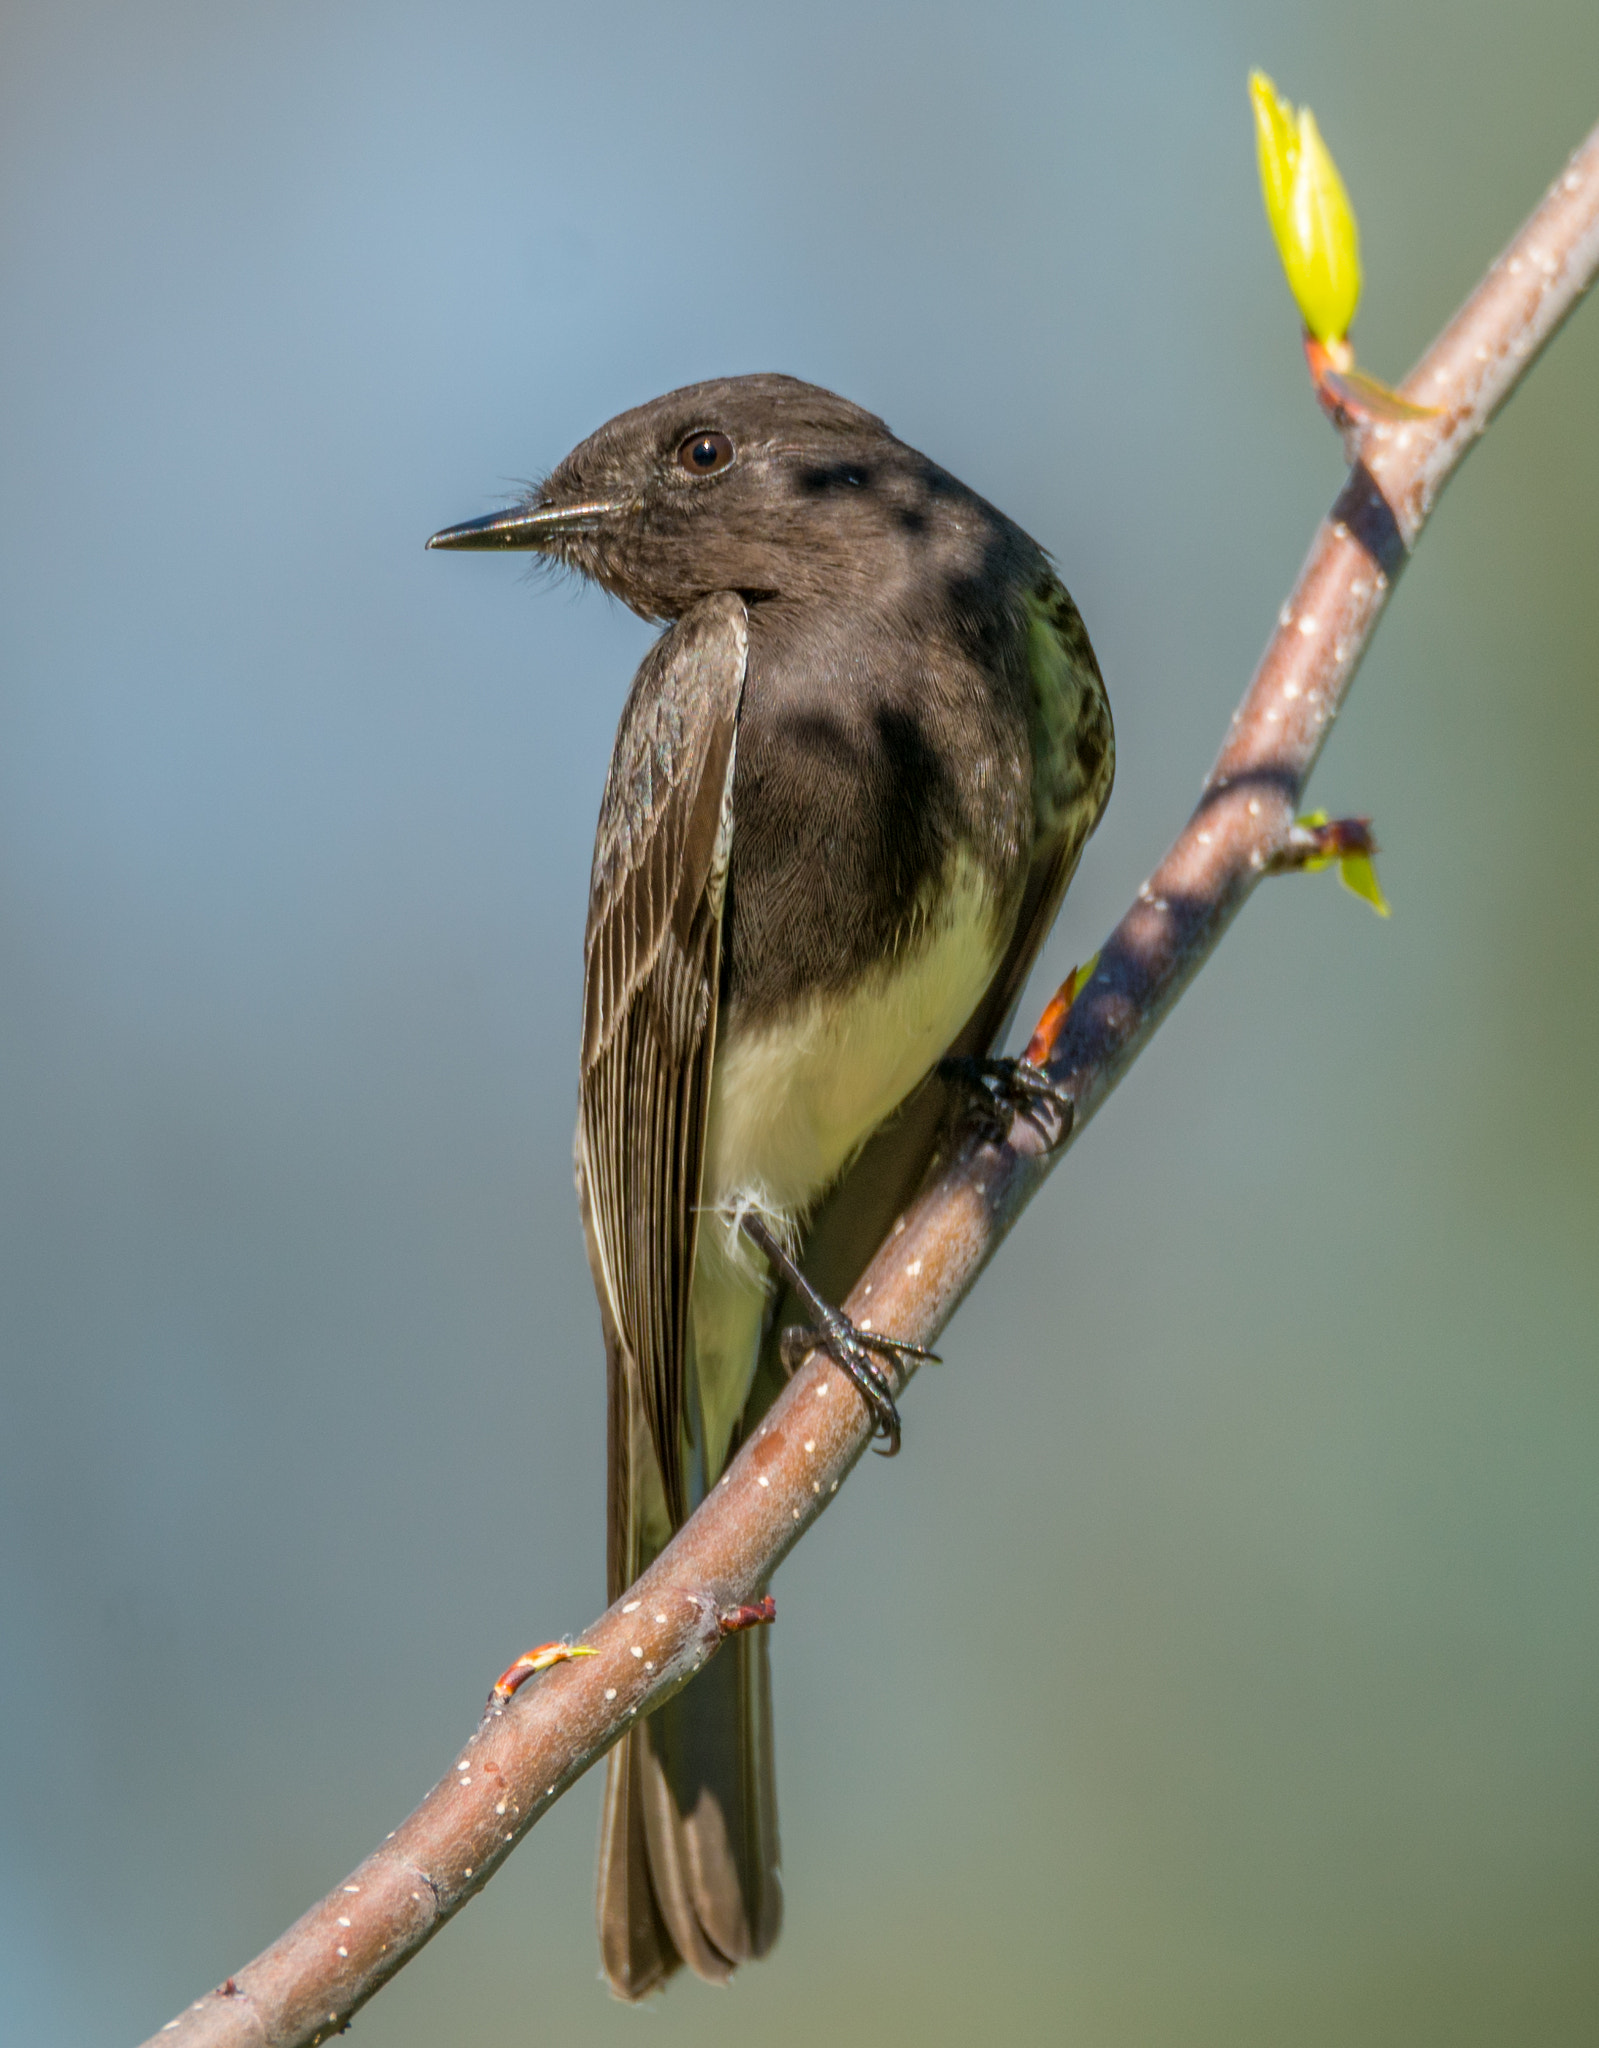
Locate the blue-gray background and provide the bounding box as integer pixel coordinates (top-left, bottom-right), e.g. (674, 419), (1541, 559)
(3, 4), (1597, 2042)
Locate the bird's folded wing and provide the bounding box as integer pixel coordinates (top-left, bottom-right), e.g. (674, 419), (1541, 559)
(970, 574), (1115, 1046)
(578, 591), (748, 1538)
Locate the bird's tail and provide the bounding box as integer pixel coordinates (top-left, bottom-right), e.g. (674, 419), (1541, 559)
(591, 1240), (783, 2002)
(597, 1617), (781, 1997)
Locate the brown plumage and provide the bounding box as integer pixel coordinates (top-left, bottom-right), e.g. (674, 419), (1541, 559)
(428, 374), (1113, 1997)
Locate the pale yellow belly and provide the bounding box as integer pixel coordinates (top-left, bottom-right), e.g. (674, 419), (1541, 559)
(686, 855), (1002, 1485)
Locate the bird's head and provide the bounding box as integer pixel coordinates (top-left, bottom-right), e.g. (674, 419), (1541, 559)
(428, 373), (986, 621)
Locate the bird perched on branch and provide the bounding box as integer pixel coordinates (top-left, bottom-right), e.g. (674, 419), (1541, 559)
(429, 374), (1113, 1997)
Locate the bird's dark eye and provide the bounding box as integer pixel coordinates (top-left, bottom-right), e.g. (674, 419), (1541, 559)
(677, 430), (734, 476)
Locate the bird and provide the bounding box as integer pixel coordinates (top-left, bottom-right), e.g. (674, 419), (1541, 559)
(428, 374), (1113, 1998)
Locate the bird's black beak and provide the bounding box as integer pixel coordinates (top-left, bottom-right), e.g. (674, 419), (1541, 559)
(425, 498), (621, 550)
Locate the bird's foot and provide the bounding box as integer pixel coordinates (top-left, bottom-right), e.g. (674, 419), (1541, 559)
(741, 1211), (936, 1457)
(779, 1307), (938, 1456)
(940, 1053), (1075, 1146)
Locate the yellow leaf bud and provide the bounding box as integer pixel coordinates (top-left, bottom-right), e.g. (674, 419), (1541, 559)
(1249, 71), (1362, 343)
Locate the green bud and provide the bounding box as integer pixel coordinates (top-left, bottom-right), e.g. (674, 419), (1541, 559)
(1250, 71), (1362, 343)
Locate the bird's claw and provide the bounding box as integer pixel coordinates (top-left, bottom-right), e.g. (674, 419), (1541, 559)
(940, 1053), (1075, 1145)
(780, 1308), (937, 1456)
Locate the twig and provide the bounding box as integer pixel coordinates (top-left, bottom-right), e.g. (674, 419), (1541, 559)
(145, 119), (1599, 2048)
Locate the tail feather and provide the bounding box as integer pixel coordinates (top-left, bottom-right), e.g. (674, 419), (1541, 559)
(596, 1725), (677, 1998)
(598, 1627), (781, 1998)
(587, 1170), (782, 2000)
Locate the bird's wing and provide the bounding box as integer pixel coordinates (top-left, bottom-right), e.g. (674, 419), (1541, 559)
(958, 574), (1114, 1054)
(577, 592), (748, 1544)
(774, 573), (1113, 1325)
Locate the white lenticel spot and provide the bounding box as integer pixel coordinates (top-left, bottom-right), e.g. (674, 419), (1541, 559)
(645, 1659), (655, 1670)
(812, 1481), (821, 1494)
(1297, 615), (1317, 635)
(622, 1600), (641, 1613)
(757, 1475), (770, 1487)
(654, 1613), (667, 1624)
(604, 1688), (617, 1701)
(338, 1916), (351, 1928)
(337, 1947), (348, 1959)
(496, 1800), (506, 1815)
(631, 1646), (643, 1658)
(905, 1258), (922, 1277)
(804, 1440), (815, 1453)
(456, 1759), (469, 1770)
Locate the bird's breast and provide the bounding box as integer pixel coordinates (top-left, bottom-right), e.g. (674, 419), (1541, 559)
(701, 850), (1004, 1222)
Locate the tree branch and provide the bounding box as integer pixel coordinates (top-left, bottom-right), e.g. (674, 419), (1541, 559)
(146, 118), (1599, 2048)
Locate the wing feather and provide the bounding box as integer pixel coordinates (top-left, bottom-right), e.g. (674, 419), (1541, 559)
(577, 592), (747, 1535)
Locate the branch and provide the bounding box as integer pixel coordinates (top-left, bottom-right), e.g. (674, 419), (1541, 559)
(146, 120), (1599, 2048)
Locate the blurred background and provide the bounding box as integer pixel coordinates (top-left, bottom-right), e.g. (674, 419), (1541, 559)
(3, 3), (1597, 2043)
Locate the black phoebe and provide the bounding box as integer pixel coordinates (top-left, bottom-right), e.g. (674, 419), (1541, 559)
(428, 374), (1113, 1997)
